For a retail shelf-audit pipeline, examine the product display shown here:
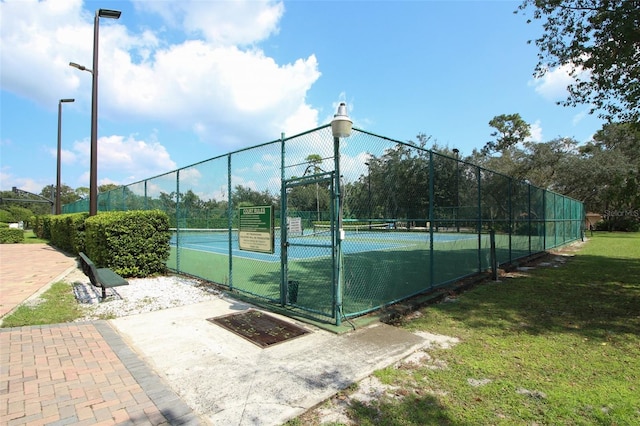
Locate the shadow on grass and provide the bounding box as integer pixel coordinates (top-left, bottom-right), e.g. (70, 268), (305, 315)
(347, 394), (463, 426)
(439, 252), (640, 341)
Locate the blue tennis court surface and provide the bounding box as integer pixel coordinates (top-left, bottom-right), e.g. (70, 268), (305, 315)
(172, 231), (476, 262)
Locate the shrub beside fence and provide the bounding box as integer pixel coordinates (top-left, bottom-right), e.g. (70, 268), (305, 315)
(47, 213), (89, 254)
(84, 210), (171, 277)
(35, 210), (170, 278)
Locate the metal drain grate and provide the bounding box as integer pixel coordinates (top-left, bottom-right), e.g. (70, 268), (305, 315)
(207, 309), (309, 348)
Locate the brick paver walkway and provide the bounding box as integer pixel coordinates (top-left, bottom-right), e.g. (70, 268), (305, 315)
(0, 244), (77, 318)
(0, 245), (203, 425)
(1, 322), (199, 425)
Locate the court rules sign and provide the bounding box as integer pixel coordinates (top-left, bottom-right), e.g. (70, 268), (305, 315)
(238, 206), (274, 254)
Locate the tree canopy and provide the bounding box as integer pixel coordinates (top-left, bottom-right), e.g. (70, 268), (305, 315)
(519, 0), (640, 123)
(482, 113), (532, 156)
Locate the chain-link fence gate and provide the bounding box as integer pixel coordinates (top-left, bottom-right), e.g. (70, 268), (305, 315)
(282, 171), (335, 318)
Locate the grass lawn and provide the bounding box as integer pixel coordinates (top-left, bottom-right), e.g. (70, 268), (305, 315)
(23, 229), (48, 244)
(1, 282), (83, 327)
(4, 232), (638, 424)
(290, 232), (640, 425)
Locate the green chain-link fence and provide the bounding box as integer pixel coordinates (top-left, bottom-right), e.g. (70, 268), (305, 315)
(64, 125), (584, 324)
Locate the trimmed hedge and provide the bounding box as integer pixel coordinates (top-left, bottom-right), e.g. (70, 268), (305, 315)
(33, 213), (88, 252)
(0, 228), (24, 243)
(84, 210), (171, 277)
(49, 213), (90, 254)
(33, 215), (52, 240)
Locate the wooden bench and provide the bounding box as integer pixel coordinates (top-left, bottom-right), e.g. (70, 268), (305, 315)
(78, 252), (129, 300)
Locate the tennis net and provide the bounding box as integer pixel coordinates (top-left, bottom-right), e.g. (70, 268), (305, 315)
(170, 228), (239, 244)
(310, 223), (396, 238)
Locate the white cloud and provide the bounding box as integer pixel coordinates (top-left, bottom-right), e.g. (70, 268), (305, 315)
(572, 108), (590, 126)
(0, 0), (89, 103)
(231, 174), (258, 192)
(132, 0), (284, 46)
(527, 120), (544, 143)
(107, 41), (320, 146)
(46, 147), (78, 165)
(529, 62), (590, 102)
(0, 0), (321, 150)
(339, 151), (371, 183)
(0, 167), (49, 194)
(66, 134), (177, 186)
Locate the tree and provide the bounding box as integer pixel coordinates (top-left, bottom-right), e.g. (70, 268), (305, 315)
(6, 206), (34, 226)
(578, 122), (640, 217)
(373, 142), (430, 220)
(75, 187), (89, 199)
(304, 154), (325, 221)
(519, 137), (579, 190)
(592, 121), (640, 161)
(482, 113), (531, 155)
(99, 183), (120, 193)
(39, 185), (56, 202)
(39, 184), (80, 207)
(518, 0), (640, 122)
(232, 185), (278, 208)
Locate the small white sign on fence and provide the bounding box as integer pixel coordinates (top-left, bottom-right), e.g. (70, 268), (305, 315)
(287, 217), (302, 235)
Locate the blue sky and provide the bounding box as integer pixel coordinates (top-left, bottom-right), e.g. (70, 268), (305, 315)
(0, 0), (605, 195)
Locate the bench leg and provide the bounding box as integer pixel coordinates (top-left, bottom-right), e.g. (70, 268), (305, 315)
(101, 286), (107, 300)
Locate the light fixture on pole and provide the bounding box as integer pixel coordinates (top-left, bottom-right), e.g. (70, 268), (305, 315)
(330, 102), (352, 326)
(71, 8), (121, 216)
(56, 98), (75, 215)
(331, 102), (353, 138)
(69, 62), (92, 73)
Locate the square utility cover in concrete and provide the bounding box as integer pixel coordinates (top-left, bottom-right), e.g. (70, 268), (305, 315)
(208, 309), (309, 348)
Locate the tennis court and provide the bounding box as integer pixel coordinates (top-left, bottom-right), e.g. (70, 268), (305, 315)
(67, 124), (584, 325)
(170, 226), (476, 262)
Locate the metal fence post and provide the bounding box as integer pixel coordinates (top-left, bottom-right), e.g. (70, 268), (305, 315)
(528, 182), (532, 254)
(334, 135), (343, 326)
(280, 132), (287, 306)
(542, 188), (547, 249)
(428, 150), (434, 289)
(176, 170), (180, 273)
(477, 166), (482, 272)
(227, 154), (233, 290)
(490, 229), (498, 280)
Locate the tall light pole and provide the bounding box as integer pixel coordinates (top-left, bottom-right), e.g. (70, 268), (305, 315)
(56, 98), (75, 215)
(71, 8), (121, 216)
(330, 102), (352, 326)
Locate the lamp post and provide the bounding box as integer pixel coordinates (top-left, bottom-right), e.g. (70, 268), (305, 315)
(330, 102), (352, 326)
(56, 98), (75, 215)
(71, 8), (121, 216)
(364, 161), (371, 229)
(453, 148), (460, 232)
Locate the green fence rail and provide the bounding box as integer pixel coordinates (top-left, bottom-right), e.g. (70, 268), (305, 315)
(64, 125), (585, 324)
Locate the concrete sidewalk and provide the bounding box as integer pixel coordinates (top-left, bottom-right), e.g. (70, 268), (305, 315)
(110, 300), (426, 425)
(1, 244), (429, 425)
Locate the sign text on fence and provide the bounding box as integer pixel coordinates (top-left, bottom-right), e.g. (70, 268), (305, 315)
(239, 205), (274, 254)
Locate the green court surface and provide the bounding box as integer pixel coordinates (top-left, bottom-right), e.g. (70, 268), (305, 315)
(168, 232), (540, 321)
